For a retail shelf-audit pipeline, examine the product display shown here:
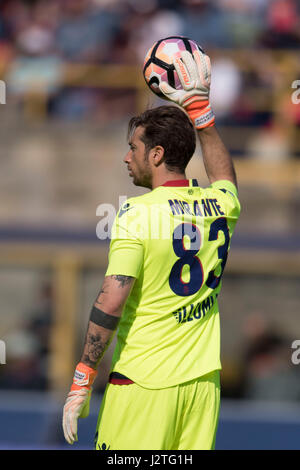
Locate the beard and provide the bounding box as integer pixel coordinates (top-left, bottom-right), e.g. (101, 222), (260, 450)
(130, 151), (152, 189)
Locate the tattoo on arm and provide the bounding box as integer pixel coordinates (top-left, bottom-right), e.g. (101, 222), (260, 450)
(99, 285), (107, 295)
(82, 332), (111, 369)
(95, 275), (134, 306)
(94, 279), (109, 305)
(111, 275), (134, 288)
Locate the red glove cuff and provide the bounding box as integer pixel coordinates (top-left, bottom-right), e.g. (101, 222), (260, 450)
(184, 98), (215, 129)
(71, 362), (98, 391)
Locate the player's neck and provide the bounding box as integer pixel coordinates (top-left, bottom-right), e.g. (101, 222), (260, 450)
(151, 171), (187, 190)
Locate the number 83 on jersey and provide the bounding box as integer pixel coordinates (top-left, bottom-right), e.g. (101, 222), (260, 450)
(169, 219), (230, 297)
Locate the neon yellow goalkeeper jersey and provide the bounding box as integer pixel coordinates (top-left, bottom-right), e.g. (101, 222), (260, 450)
(106, 179), (240, 389)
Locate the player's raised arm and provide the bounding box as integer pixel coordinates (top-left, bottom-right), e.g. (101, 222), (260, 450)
(197, 126), (237, 187)
(159, 48), (237, 188)
(62, 274), (135, 445)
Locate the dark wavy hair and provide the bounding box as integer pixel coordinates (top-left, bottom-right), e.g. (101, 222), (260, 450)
(128, 105), (196, 173)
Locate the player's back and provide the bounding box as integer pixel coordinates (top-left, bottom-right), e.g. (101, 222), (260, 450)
(107, 178), (240, 389)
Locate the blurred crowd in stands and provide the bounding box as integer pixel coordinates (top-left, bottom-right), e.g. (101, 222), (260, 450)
(0, 0), (299, 62)
(221, 311), (300, 402)
(0, 0), (299, 147)
(0, 281), (52, 390)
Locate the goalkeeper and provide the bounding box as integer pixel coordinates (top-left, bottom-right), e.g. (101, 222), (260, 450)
(62, 48), (240, 450)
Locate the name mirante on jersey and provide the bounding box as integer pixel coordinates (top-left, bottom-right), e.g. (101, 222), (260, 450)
(168, 198), (225, 218)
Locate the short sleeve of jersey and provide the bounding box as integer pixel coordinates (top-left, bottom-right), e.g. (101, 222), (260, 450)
(210, 179), (241, 219)
(105, 200), (144, 278)
(210, 179), (238, 197)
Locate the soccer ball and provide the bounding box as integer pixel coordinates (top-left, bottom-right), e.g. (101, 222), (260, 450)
(143, 36), (204, 99)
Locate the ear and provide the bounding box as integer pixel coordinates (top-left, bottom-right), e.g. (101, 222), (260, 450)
(150, 145), (165, 167)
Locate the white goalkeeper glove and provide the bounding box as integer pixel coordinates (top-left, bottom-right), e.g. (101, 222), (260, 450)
(159, 49), (215, 129)
(62, 362), (98, 445)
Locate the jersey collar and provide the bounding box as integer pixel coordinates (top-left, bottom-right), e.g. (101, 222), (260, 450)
(162, 179), (199, 187)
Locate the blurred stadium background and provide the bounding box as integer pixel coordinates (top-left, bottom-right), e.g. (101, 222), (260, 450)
(0, 0), (299, 450)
